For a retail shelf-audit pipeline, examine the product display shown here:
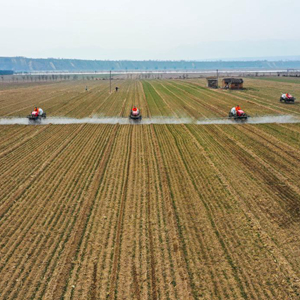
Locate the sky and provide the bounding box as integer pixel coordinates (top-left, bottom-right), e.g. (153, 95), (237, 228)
(1, 0), (300, 60)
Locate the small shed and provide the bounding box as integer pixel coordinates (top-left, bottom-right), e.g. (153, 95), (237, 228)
(222, 78), (244, 89)
(207, 78), (218, 89)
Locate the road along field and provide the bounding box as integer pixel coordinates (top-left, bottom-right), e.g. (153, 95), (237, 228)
(1, 78), (300, 299)
(1, 122), (300, 299)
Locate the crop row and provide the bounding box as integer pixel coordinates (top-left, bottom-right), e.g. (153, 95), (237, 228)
(0, 79), (149, 119)
(1, 123), (300, 299)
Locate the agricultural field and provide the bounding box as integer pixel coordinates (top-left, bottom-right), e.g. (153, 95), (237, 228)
(0, 77), (300, 119)
(0, 78), (300, 299)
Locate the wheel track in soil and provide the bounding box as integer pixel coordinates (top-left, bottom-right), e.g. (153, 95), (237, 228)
(215, 124), (300, 257)
(234, 125), (300, 192)
(216, 125), (300, 214)
(212, 124), (300, 269)
(182, 124), (300, 298)
(242, 124), (300, 162)
(174, 123), (296, 298)
(262, 123), (300, 146)
(279, 123), (300, 134)
(222, 123), (300, 171)
(205, 124), (300, 226)
(195, 123), (297, 258)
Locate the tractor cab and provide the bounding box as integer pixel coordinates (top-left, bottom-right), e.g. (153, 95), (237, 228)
(129, 106), (142, 120)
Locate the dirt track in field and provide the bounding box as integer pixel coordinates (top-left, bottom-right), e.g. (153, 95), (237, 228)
(1, 78), (300, 299)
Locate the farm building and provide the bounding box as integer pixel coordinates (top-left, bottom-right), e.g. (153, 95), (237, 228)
(207, 78), (218, 89)
(222, 78), (244, 89)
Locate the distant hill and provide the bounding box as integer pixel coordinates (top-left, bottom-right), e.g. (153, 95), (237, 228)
(1, 57), (300, 72)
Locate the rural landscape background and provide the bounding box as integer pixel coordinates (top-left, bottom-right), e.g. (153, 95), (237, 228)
(2, 56), (300, 72)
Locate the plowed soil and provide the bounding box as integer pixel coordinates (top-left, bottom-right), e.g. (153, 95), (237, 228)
(1, 78), (300, 299)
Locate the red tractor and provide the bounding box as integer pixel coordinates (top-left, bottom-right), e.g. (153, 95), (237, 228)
(129, 106), (142, 121)
(229, 108), (248, 120)
(280, 93), (295, 103)
(27, 107), (46, 122)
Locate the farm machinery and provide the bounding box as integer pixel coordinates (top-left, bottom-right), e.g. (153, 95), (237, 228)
(129, 106), (142, 121)
(27, 107), (46, 122)
(228, 107), (248, 121)
(280, 93), (295, 104)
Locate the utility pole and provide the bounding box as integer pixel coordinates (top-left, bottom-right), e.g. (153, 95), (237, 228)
(110, 70), (112, 93)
